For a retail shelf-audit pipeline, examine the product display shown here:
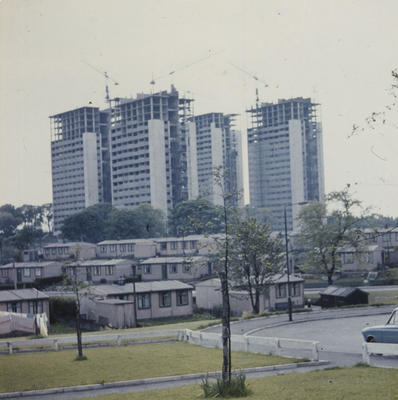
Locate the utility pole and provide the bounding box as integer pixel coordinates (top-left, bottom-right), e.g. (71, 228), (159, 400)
(284, 206), (293, 322)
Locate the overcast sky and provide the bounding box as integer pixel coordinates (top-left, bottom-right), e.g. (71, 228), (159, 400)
(1, 0), (398, 216)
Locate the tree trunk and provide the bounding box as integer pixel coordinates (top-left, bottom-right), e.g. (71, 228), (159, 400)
(75, 294), (83, 357)
(219, 270), (231, 383)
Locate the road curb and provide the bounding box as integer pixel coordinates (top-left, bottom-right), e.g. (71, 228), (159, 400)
(0, 360), (329, 399)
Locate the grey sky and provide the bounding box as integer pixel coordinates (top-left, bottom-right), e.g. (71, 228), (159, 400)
(1, 0), (398, 215)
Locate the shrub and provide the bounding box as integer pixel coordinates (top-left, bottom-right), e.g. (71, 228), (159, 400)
(201, 373), (251, 398)
(50, 297), (76, 323)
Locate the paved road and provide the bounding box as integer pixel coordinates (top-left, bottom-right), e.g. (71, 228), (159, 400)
(205, 305), (396, 335)
(305, 285), (398, 294)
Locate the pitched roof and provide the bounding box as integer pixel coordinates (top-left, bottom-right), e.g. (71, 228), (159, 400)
(0, 289), (49, 302)
(97, 239), (155, 245)
(44, 242), (96, 248)
(88, 280), (193, 296)
(0, 262), (60, 269)
(320, 286), (367, 297)
(140, 256), (206, 264)
(68, 259), (134, 266)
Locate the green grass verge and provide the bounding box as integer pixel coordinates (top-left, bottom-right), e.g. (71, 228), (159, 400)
(0, 342), (297, 393)
(76, 365), (398, 400)
(368, 290), (398, 305)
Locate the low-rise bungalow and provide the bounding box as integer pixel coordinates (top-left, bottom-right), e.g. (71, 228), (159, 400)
(0, 262), (63, 286)
(80, 280), (193, 328)
(96, 239), (156, 259)
(0, 288), (50, 321)
(65, 259), (135, 284)
(195, 274), (304, 316)
(43, 242), (97, 261)
(338, 245), (383, 273)
(154, 235), (218, 257)
(139, 256), (211, 282)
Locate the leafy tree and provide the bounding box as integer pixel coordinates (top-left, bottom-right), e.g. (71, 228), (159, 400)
(297, 189), (365, 285)
(0, 204), (23, 237)
(230, 217), (284, 314)
(61, 203), (113, 243)
(133, 204), (166, 238)
(41, 203), (54, 233)
(169, 199), (223, 236)
(13, 226), (44, 250)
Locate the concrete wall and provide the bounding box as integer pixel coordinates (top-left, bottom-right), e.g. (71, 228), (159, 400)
(136, 290), (193, 320)
(148, 119), (168, 215)
(96, 241), (156, 259)
(44, 245), (97, 261)
(0, 300), (50, 323)
(83, 131), (100, 207)
(139, 260), (209, 282)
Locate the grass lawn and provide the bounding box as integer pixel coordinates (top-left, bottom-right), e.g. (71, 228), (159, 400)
(368, 289), (398, 305)
(0, 342), (298, 393)
(77, 365), (398, 400)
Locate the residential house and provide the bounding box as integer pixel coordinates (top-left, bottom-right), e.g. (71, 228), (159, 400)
(65, 259), (135, 284)
(0, 289), (50, 322)
(195, 274), (304, 316)
(338, 245), (383, 273)
(96, 239), (156, 259)
(80, 280), (193, 328)
(43, 242), (97, 261)
(155, 235), (218, 257)
(0, 262), (63, 286)
(139, 256), (211, 282)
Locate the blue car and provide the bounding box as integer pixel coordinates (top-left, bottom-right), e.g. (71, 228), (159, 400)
(362, 307), (398, 343)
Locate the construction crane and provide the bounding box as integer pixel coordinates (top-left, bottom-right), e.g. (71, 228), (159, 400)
(150, 50), (223, 88)
(82, 60), (119, 107)
(229, 62), (268, 107)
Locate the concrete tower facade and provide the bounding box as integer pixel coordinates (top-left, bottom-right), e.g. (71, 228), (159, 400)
(247, 97), (324, 231)
(193, 113), (243, 206)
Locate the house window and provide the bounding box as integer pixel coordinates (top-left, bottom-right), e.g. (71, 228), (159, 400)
(127, 244), (134, 252)
(190, 241), (197, 249)
(44, 249), (50, 256)
(160, 243), (167, 250)
(276, 284), (286, 298)
(395, 232), (398, 242)
(23, 268), (31, 277)
(344, 253), (354, 264)
(100, 246), (107, 254)
(105, 266), (114, 275)
(159, 292), (171, 307)
(1, 269), (8, 277)
(29, 301), (36, 314)
(58, 247), (63, 255)
(7, 302), (22, 313)
(367, 252), (374, 264)
(183, 262), (191, 273)
(63, 247), (69, 254)
(35, 268), (42, 277)
(120, 244), (126, 253)
(51, 248), (56, 255)
(170, 242), (177, 250)
(138, 293), (151, 309)
(37, 301), (43, 313)
(93, 266), (102, 276)
(110, 245), (116, 252)
(292, 282), (300, 297)
(182, 241), (187, 250)
(143, 265), (151, 274)
(169, 264), (178, 274)
(176, 290), (189, 306)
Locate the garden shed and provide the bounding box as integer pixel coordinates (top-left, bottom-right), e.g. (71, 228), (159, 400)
(319, 286), (369, 308)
